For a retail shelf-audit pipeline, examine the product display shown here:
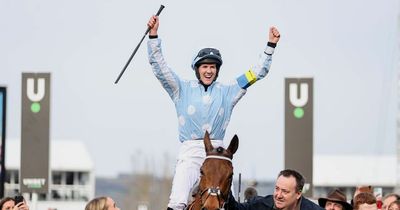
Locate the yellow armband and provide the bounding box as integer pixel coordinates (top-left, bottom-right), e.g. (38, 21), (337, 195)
(237, 69), (257, 89)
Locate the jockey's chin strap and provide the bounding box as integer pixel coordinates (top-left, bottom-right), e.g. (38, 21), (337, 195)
(199, 155), (233, 210)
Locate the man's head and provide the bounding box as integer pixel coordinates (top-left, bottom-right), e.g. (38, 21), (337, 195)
(388, 200), (400, 210)
(354, 186), (373, 199)
(244, 187), (258, 202)
(382, 193), (400, 210)
(353, 192), (377, 210)
(192, 48), (223, 85)
(318, 188), (353, 210)
(273, 169), (304, 210)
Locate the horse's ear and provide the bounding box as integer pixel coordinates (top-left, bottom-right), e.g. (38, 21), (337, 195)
(227, 134), (239, 155)
(203, 131), (214, 153)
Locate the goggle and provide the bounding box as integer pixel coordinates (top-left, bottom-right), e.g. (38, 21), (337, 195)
(196, 48), (221, 58)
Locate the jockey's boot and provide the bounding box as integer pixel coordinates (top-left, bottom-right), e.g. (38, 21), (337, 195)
(167, 208), (173, 210)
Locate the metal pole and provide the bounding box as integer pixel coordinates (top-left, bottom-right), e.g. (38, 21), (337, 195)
(238, 173), (241, 202)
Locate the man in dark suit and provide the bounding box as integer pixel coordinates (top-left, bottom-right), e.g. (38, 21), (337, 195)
(226, 169), (323, 210)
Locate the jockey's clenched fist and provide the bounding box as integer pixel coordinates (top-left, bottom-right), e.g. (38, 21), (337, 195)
(269, 27), (280, 44)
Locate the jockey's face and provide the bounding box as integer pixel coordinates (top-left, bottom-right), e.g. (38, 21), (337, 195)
(198, 63), (217, 85)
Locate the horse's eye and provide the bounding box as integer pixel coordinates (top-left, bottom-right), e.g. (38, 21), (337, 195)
(228, 173), (233, 180)
(200, 169), (204, 176)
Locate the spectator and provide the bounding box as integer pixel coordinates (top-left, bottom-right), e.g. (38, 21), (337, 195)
(0, 196), (29, 210)
(85, 197), (120, 210)
(226, 169), (323, 210)
(353, 192), (377, 210)
(388, 200), (400, 210)
(318, 188), (353, 210)
(0, 197), (14, 210)
(383, 193), (400, 210)
(244, 187), (259, 202)
(351, 186), (373, 207)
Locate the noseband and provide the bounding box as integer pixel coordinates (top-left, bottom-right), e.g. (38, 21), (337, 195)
(199, 155), (232, 210)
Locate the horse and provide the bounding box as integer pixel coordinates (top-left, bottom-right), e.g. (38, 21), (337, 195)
(187, 131), (239, 210)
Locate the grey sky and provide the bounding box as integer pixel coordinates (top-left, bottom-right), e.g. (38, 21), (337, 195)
(1, 0), (399, 181)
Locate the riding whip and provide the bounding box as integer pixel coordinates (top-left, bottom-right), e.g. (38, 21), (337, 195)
(114, 5), (165, 84)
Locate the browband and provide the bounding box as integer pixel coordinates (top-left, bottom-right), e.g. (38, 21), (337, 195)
(205, 155), (232, 162)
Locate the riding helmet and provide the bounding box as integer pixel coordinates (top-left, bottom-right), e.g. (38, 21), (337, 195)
(191, 48), (223, 71)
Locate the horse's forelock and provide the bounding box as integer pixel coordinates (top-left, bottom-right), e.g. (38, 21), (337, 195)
(209, 147), (233, 159)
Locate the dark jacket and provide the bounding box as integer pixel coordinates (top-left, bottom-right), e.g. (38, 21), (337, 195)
(226, 194), (324, 210)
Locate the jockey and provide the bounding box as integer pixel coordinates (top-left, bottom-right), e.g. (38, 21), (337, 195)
(146, 15), (280, 210)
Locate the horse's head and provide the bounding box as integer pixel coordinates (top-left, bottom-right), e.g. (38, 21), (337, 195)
(198, 131), (239, 210)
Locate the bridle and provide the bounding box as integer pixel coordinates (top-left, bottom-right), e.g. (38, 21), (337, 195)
(198, 155), (233, 210)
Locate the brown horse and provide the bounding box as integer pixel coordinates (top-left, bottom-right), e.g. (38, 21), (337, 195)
(187, 131), (239, 210)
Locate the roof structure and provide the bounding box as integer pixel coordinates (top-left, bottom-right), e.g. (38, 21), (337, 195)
(5, 140), (94, 171)
(314, 155), (396, 187)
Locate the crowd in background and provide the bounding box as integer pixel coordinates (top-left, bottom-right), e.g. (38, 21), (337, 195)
(2, 168), (400, 210)
(228, 169), (400, 210)
(237, 170), (400, 210)
(315, 186), (400, 210)
(0, 195), (29, 210)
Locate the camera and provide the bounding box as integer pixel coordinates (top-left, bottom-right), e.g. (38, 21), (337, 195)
(14, 195), (24, 204)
